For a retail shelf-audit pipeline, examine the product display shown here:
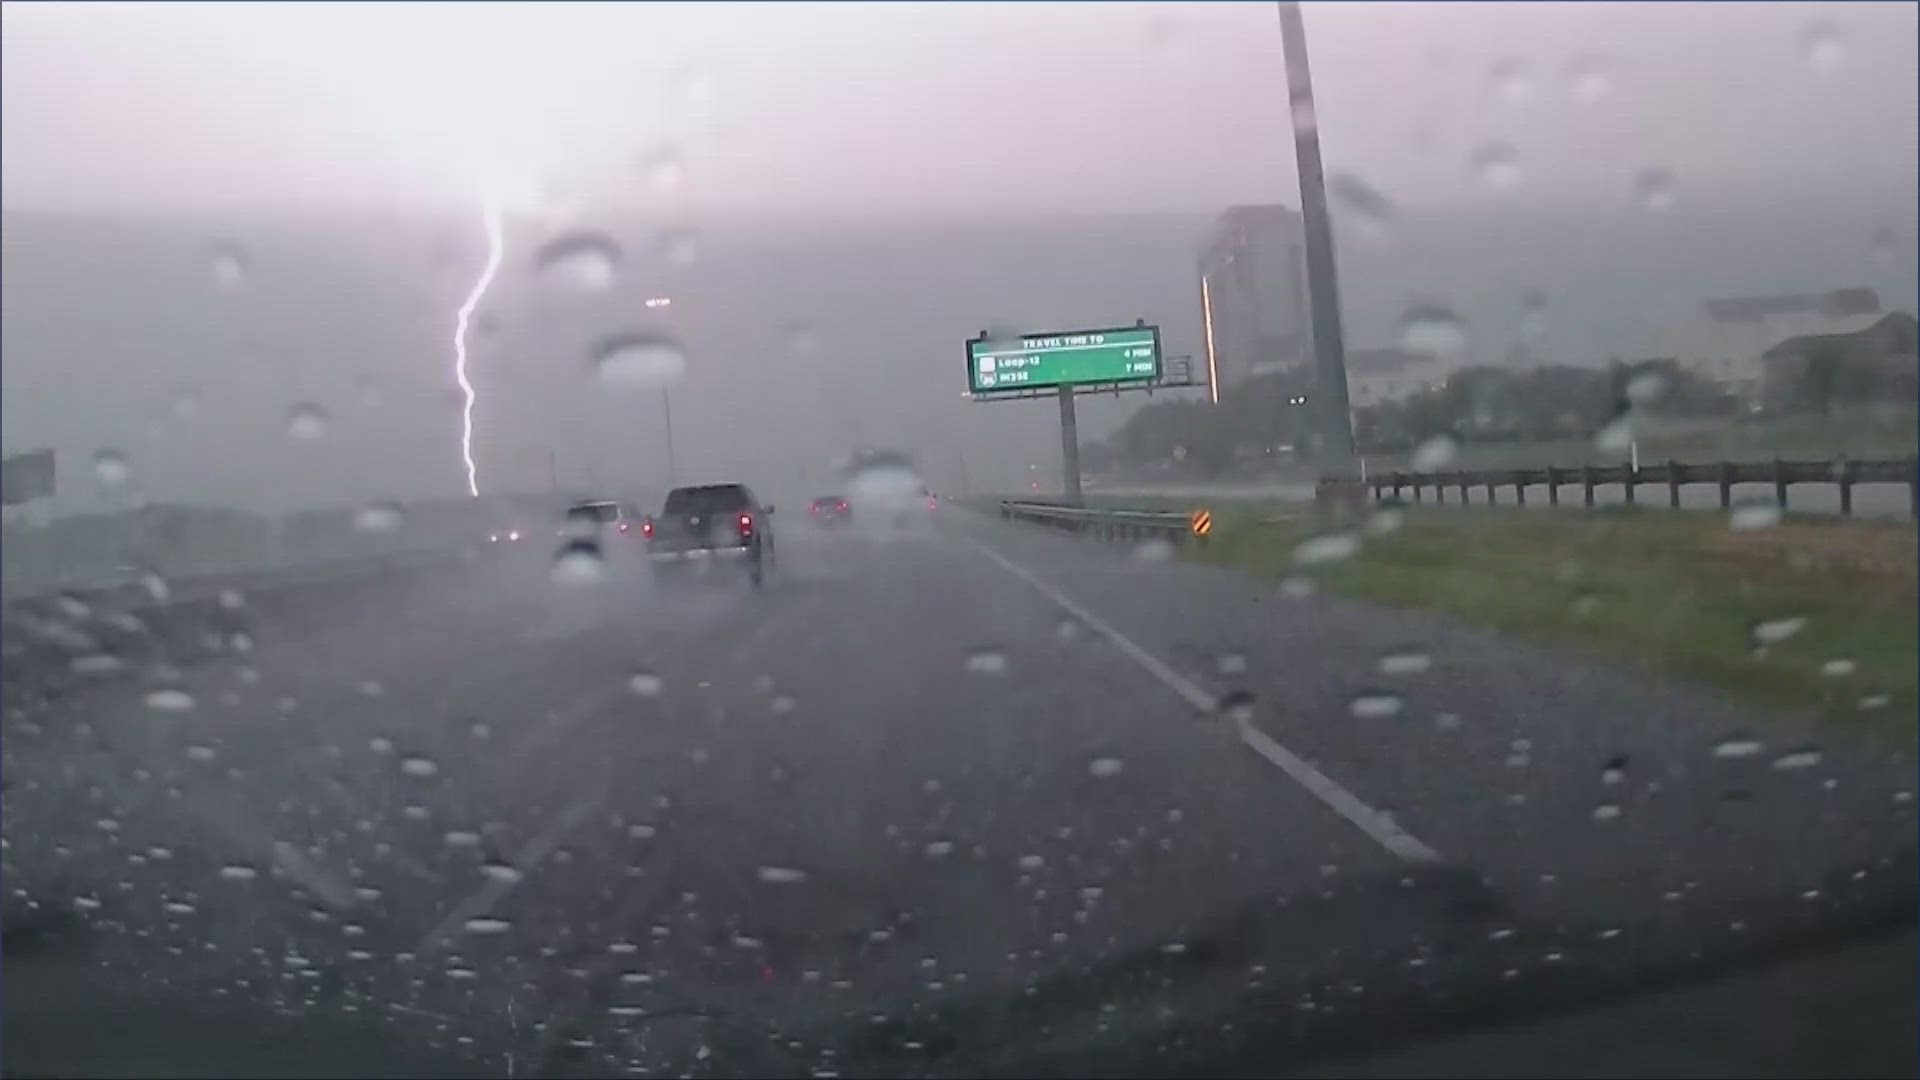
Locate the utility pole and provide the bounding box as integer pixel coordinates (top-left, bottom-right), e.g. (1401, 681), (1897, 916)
(1276, 1), (1360, 501)
(661, 389), (678, 487)
(1056, 386), (1083, 506)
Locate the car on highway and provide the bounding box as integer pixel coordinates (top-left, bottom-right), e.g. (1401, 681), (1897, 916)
(808, 493), (852, 526)
(564, 498), (645, 541)
(641, 483), (777, 588)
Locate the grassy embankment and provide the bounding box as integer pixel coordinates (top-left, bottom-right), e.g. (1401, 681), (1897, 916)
(1191, 505), (1916, 744)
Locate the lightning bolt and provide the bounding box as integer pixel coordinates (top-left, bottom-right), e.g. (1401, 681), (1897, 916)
(453, 193), (506, 498)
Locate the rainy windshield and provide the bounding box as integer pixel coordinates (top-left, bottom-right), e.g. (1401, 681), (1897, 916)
(3, 3), (1916, 1078)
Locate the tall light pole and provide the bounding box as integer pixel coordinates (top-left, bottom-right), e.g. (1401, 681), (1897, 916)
(1276, 1), (1360, 499)
(661, 389), (678, 487)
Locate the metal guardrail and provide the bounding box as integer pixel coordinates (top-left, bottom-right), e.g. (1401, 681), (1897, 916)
(998, 499), (1194, 542)
(1369, 456), (1919, 517)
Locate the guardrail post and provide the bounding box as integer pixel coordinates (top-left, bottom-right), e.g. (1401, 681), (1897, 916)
(1435, 475), (1445, 505)
(1458, 470), (1470, 505)
(1717, 462), (1733, 510)
(1484, 473), (1496, 505)
(1546, 466), (1560, 507)
(1582, 465), (1596, 508)
(1837, 456), (1854, 517)
(1623, 464), (1636, 506)
(1668, 460), (1682, 509)
(1773, 457), (1788, 512)
(1411, 474), (1422, 504)
(1513, 470), (1526, 506)
(1391, 473), (1404, 503)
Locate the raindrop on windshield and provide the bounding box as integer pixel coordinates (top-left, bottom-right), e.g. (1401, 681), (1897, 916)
(479, 861), (524, 885)
(443, 830), (481, 848)
(1595, 415), (1635, 453)
(964, 649), (1009, 676)
(1016, 855), (1045, 871)
(1730, 502), (1782, 531)
(1859, 693), (1892, 712)
(1279, 576), (1316, 598)
(1488, 57), (1532, 105)
(1397, 305), (1470, 358)
(209, 243), (248, 288)
(144, 689), (195, 713)
(628, 671), (663, 697)
(643, 141), (686, 194)
(1626, 372), (1666, 406)
(1088, 757), (1125, 778)
(770, 695), (797, 715)
(219, 864), (259, 882)
(660, 227), (700, 267)
(1752, 616), (1806, 646)
(1799, 20), (1845, 73)
(1216, 689), (1257, 723)
(1411, 437), (1457, 472)
(1567, 52), (1612, 105)
(551, 541), (609, 588)
(924, 840), (955, 859)
(1772, 748), (1824, 771)
(1349, 694), (1404, 719)
(93, 449), (130, 487)
(1601, 755), (1628, 785)
(1216, 652), (1248, 675)
(757, 866), (808, 885)
(591, 332), (688, 386)
(285, 404), (330, 441)
(1133, 538), (1177, 563)
(534, 231), (620, 292)
(464, 917), (512, 935)
(369, 737), (393, 754)
(1294, 533), (1359, 566)
(1712, 737), (1765, 759)
(1378, 651), (1432, 676)
(1365, 510), (1403, 536)
(353, 502), (405, 534)
(1329, 172), (1395, 236)
(1592, 803), (1622, 822)
(400, 757), (439, 778)
(185, 745), (217, 763)
(1470, 141), (1521, 192)
(1821, 659), (1857, 678)
(1632, 167), (1676, 211)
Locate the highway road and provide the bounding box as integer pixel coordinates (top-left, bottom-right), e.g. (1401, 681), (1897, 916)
(3, 507), (1914, 1077)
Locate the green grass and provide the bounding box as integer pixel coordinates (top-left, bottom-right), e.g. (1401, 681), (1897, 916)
(1192, 506), (1918, 745)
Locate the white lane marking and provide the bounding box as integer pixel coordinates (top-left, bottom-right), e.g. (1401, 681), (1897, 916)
(416, 793), (600, 954)
(962, 535), (1442, 864)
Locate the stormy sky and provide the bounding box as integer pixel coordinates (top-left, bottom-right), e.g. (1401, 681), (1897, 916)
(2, 2), (1915, 518)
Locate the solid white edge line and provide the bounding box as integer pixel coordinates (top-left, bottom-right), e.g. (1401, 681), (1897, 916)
(962, 533), (1442, 865)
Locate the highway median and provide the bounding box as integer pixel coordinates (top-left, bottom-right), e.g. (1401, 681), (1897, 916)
(1191, 505), (1917, 744)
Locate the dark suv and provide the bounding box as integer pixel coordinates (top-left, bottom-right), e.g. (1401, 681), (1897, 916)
(642, 483), (777, 588)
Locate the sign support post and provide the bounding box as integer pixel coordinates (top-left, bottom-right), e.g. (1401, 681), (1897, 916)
(1057, 385), (1083, 507)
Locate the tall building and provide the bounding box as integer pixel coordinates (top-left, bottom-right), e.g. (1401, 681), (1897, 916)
(1197, 204), (1310, 403)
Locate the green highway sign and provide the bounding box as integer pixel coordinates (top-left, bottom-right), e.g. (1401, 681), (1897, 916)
(967, 325), (1161, 395)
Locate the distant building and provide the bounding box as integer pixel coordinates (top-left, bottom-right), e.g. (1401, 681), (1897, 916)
(1759, 310), (1918, 412)
(1197, 205), (1310, 403)
(1663, 287), (1887, 402)
(1345, 347), (1457, 408)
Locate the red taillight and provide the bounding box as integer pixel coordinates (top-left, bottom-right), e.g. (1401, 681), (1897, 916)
(641, 519), (654, 538)
(927, 497), (938, 509)
(810, 504), (820, 516)
(837, 500), (848, 511)
(737, 512), (754, 538)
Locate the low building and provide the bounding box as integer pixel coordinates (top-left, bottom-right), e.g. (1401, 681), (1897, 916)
(1758, 311), (1918, 413)
(1345, 346), (1459, 408)
(1663, 287), (1888, 402)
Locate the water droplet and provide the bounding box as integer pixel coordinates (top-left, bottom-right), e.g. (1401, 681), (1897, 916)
(71, 655), (125, 676)
(1488, 57), (1531, 106)
(534, 231), (620, 292)
(591, 332), (687, 386)
(1293, 533), (1359, 566)
(352, 373), (382, 408)
(447, 966), (478, 980)
(660, 227), (700, 266)
(1601, 755), (1628, 785)
(1594, 415), (1635, 454)
(357, 680), (384, 699)
(1215, 652), (1248, 675)
(1631, 167), (1676, 211)
(93, 449), (130, 487)
(1133, 538), (1176, 563)
(1397, 305), (1470, 358)
(1161, 942), (1188, 956)
(1752, 616), (1806, 646)
(1088, 757), (1125, 778)
(1713, 738), (1765, 759)
(1411, 436), (1457, 472)
(464, 916), (512, 934)
(144, 689), (195, 712)
(443, 830), (481, 848)
(209, 243), (248, 288)
(403, 805), (430, 821)
(757, 866), (807, 885)
(1592, 802), (1622, 822)
(620, 971), (653, 985)
(352, 502), (405, 534)
(1772, 748), (1824, 771)
(481, 861), (524, 885)
(72, 895), (103, 912)
(1729, 502), (1782, 532)
(1328, 172), (1394, 236)
(219, 864), (259, 882)
(185, 745), (217, 763)
(1434, 712), (1463, 731)
(1869, 225), (1898, 270)
(1378, 650), (1432, 676)
(163, 900), (197, 916)
(550, 540), (608, 588)
(1566, 53), (1612, 105)
(964, 649), (1009, 676)
(1799, 20), (1844, 73)
(924, 840), (955, 859)
(368, 737), (394, 755)
(1364, 510), (1403, 536)
(628, 824), (657, 839)
(285, 404), (329, 441)
(628, 671), (663, 697)
(1016, 855), (1045, 872)
(1859, 694), (1892, 712)
(1349, 694), (1404, 719)
(1215, 689), (1257, 723)
(642, 141), (685, 194)
(1278, 576), (1315, 598)
(1821, 658), (1856, 678)
(400, 757), (439, 778)
(1470, 141), (1521, 192)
